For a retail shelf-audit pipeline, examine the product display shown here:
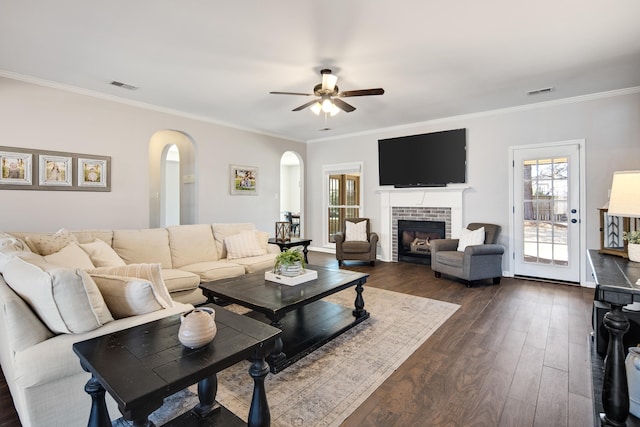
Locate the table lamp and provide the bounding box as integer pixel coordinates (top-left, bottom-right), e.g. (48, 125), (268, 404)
(608, 170), (640, 269)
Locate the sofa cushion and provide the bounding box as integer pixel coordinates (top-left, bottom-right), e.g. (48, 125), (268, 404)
(345, 220), (368, 242)
(2, 254), (114, 334)
(168, 224), (219, 268)
(112, 229), (173, 268)
(90, 275), (164, 319)
(225, 231), (267, 260)
(160, 269), (201, 293)
(0, 232), (32, 272)
(86, 264), (173, 309)
(43, 242), (95, 269)
(24, 228), (79, 255)
(178, 261), (246, 282)
(231, 253), (278, 274)
(71, 230), (114, 245)
(79, 239), (126, 267)
(212, 223), (256, 259)
(457, 227), (485, 252)
(342, 241), (371, 253)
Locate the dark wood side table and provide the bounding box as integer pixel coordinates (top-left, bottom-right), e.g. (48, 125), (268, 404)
(268, 237), (312, 263)
(589, 250), (640, 426)
(73, 306), (280, 427)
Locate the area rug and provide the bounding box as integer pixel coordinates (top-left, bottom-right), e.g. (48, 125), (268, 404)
(113, 287), (459, 427)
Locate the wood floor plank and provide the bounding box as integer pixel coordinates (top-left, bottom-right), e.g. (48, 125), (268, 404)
(508, 345), (545, 405)
(534, 366), (569, 427)
(499, 397), (536, 427)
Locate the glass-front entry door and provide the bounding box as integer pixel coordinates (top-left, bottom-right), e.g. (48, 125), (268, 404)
(513, 143), (581, 282)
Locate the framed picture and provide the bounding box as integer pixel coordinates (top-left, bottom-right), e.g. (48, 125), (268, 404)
(78, 157), (108, 188)
(230, 164), (258, 195)
(0, 150), (32, 185)
(39, 155), (72, 186)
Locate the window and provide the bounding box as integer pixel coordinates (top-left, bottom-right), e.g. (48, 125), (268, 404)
(323, 163), (363, 245)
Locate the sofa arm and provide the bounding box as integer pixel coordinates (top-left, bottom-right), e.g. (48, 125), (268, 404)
(335, 232), (345, 259)
(464, 244), (505, 257)
(430, 238), (460, 253)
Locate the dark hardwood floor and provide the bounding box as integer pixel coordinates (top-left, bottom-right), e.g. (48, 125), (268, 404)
(0, 251), (595, 426)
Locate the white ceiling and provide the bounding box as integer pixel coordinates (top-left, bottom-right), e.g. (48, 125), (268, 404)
(2, 1), (640, 142)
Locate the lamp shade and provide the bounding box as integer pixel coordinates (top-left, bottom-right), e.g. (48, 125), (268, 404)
(608, 170), (640, 218)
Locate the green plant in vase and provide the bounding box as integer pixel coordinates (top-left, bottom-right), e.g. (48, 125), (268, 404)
(624, 230), (640, 262)
(273, 248), (306, 276)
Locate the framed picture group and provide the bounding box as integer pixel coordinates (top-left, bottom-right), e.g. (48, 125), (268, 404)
(0, 146), (110, 191)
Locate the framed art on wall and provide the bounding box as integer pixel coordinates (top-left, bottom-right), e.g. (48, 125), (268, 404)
(0, 150), (32, 186)
(230, 164), (258, 195)
(78, 157), (108, 188)
(39, 155), (72, 186)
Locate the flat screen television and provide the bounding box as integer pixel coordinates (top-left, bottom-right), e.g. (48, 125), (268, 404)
(378, 128), (466, 187)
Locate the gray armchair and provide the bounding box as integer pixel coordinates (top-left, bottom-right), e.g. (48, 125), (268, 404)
(430, 222), (504, 287)
(335, 218), (378, 266)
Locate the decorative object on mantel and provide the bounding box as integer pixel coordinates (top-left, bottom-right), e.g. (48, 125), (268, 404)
(607, 170), (640, 261)
(0, 146), (110, 191)
(626, 346), (640, 418)
(275, 221), (291, 242)
(178, 307), (217, 349)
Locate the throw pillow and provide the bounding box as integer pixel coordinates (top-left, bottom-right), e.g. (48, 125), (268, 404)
(43, 242), (95, 269)
(345, 220), (368, 242)
(79, 239), (126, 267)
(0, 232), (32, 273)
(24, 228), (79, 255)
(90, 274), (164, 319)
(86, 263), (174, 309)
(225, 231), (267, 260)
(457, 227), (485, 252)
(2, 255), (114, 334)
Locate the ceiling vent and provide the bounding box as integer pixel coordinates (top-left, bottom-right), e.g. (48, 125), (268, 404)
(109, 81), (139, 91)
(527, 87), (554, 96)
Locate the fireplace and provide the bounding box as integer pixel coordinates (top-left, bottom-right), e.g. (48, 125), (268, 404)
(397, 220), (446, 265)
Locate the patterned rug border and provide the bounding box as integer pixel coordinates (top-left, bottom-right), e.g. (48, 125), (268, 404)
(114, 288), (459, 427)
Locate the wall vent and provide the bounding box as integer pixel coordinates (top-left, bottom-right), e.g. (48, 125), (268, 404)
(109, 81), (139, 91)
(527, 87), (554, 96)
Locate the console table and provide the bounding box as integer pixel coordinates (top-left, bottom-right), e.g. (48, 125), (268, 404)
(268, 237), (312, 263)
(589, 250), (640, 426)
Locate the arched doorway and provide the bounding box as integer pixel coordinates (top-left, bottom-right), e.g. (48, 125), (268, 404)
(149, 130), (198, 228)
(280, 151), (303, 236)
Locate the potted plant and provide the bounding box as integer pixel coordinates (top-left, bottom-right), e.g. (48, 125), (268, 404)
(274, 248), (306, 276)
(625, 230), (640, 262)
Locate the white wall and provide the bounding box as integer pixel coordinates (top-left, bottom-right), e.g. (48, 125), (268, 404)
(280, 163), (301, 215)
(0, 77), (306, 233)
(306, 90), (640, 280)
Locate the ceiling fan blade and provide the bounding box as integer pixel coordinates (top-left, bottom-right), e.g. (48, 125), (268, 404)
(339, 88), (385, 97)
(332, 98), (356, 113)
(270, 91), (314, 96)
(292, 99), (320, 111)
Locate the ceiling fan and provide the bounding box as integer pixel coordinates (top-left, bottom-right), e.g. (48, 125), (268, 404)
(270, 69), (384, 115)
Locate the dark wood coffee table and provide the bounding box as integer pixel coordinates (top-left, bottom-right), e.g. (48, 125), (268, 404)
(200, 265), (369, 373)
(73, 306), (281, 427)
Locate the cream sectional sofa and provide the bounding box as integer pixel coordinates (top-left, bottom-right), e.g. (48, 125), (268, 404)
(0, 223), (279, 427)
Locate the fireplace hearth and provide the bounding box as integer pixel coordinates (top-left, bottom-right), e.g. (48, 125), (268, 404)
(397, 220), (446, 265)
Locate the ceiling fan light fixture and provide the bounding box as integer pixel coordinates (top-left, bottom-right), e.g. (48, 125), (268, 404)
(330, 104), (340, 116)
(321, 98), (333, 113)
(322, 73), (338, 91)
(310, 102), (322, 115)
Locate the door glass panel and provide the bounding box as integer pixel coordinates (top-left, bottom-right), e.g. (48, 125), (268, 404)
(522, 157), (569, 266)
(327, 174), (360, 242)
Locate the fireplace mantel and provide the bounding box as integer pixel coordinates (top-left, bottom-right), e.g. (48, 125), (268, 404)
(377, 186), (470, 261)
